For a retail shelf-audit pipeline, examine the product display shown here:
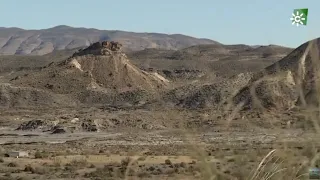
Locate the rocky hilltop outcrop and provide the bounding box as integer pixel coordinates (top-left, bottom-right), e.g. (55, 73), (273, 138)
(8, 41), (170, 107)
(71, 41), (123, 57)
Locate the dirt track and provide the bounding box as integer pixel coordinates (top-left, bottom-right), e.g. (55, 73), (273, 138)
(0, 128), (312, 147)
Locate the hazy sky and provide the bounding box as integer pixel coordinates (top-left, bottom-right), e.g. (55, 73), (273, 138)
(1, 0), (319, 47)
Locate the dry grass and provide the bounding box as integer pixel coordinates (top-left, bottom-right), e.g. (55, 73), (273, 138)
(239, 39), (320, 180)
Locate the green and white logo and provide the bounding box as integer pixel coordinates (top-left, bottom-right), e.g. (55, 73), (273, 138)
(290, 8), (308, 26)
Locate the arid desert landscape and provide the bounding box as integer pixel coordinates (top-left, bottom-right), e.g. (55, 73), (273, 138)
(0, 26), (319, 180)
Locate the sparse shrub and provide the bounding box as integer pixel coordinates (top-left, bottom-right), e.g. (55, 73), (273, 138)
(84, 164), (118, 178)
(107, 161), (121, 167)
(137, 171), (151, 178)
(31, 167), (48, 175)
(34, 150), (49, 159)
(147, 166), (155, 171)
(137, 156), (146, 161)
(173, 163), (180, 168)
(150, 167), (163, 175)
(156, 167), (163, 174)
(302, 144), (316, 159)
(227, 157), (235, 162)
(24, 164), (34, 172)
(88, 163), (95, 168)
(68, 158), (88, 168)
(3, 172), (11, 177)
(164, 168), (175, 175)
(52, 157), (61, 167)
(0, 158), (4, 163)
(165, 159), (172, 165)
(65, 149), (72, 154)
(174, 167), (180, 173)
(127, 167), (136, 176)
(121, 157), (132, 167)
(16, 177), (32, 180)
(180, 162), (187, 168)
(10, 169), (21, 173)
(64, 165), (76, 172)
(7, 162), (18, 167)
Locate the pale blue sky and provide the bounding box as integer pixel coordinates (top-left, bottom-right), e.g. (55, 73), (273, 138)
(0, 0), (319, 48)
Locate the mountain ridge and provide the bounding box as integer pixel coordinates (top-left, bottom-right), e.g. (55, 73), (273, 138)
(0, 25), (219, 55)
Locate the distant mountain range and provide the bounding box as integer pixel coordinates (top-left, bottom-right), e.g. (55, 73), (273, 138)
(0, 25), (219, 55)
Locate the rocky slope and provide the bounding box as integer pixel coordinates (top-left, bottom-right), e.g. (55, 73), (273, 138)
(128, 44), (292, 62)
(0, 25), (218, 55)
(161, 72), (254, 109)
(3, 41), (170, 107)
(153, 39), (320, 110)
(233, 37), (320, 110)
(128, 44), (293, 77)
